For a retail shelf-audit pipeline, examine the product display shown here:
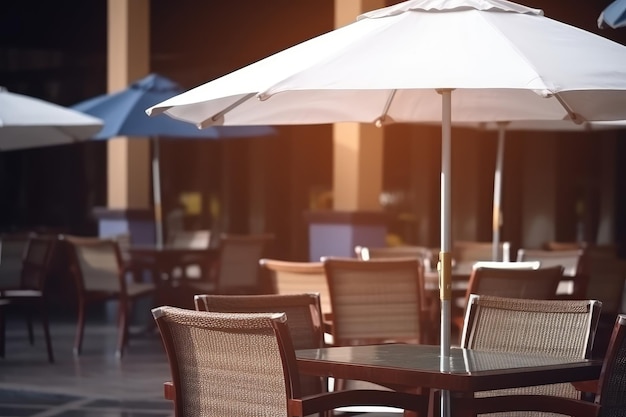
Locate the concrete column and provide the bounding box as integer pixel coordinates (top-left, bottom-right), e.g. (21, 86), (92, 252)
(332, 0), (385, 212)
(107, 0), (150, 209)
(95, 0), (153, 246)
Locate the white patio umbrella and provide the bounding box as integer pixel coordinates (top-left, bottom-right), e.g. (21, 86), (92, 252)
(456, 119), (626, 261)
(146, 1), (626, 414)
(0, 87), (103, 150)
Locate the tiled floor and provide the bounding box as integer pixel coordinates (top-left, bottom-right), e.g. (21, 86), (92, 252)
(0, 308), (401, 417)
(0, 310), (174, 417)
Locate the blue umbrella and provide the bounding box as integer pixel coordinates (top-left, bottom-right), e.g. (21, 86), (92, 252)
(72, 73), (276, 247)
(598, 0), (626, 29)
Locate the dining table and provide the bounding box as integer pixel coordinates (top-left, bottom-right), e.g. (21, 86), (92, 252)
(127, 245), (220, 307)
(296, 343), (601, 413)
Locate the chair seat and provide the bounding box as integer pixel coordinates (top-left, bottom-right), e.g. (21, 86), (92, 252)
(2, 289), (43, 297)
(186, 281), (216, 293)
(127, 282), (156, 297)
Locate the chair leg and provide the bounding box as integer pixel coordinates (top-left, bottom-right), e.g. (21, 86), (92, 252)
(39, 299), (54, 363)
(73, 298), (86, 356)
(116, 299), (129, 358)
(26, 311), (34, 345)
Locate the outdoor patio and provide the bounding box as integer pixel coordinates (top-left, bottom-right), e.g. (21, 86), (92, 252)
(0, 311), (399, 417)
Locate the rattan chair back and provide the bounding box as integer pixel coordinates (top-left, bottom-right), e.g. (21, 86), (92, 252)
(153, 307), (294, 416)
(66, 237), (124, 293)
(259, 258), (331, 319)
(323, 257), (425, 346)
(517, 248), (583, 277)
(0, 234), (31, 289)
(215, 233), (274, 294)
(462, 294), (602, 417)
(465, 265), (564, 302)
(194, 293), (325, 397)
(597, 314), (626, 416)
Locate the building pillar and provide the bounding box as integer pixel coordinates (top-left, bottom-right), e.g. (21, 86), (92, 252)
(306, 0), (387, 261)
(94, 0), (153, 244)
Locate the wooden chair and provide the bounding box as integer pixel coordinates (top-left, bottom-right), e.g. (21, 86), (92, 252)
(454, 294), (603, 417)
(259, 258), (332, 327)
(186, 233), (275, 295)
(0, 234), (31, 290)
(517, 248), (586, 297)
(355, 245), (435, 271)
(322, 257), (427, 346)
(322, 257), (430, 401)
(0, 236), (57, 362)
(578, 247), (626, 358)
(194, 293), (327, 404)
(64, 236), (156, 357)
(452, 241), (511, 275)
(152, 306), (428, 417)
(449, 263), (562, 340)
(463, 264), (564, 302)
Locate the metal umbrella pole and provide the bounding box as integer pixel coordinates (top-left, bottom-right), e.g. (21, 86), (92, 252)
(491, 122), (507, 261)
(151, 137), (164, 248)
(439, 89), (453, 417)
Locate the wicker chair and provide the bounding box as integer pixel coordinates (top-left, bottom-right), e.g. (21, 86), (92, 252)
(517, 248), (586, 297)
(64, 236), (156, 357)
(322, 257), (427, 346)
(0, 234), (31, 290)
(451, 264), (564, 339)
(458, 294), (602, 417)
(578, 247), (626, 358)
(186, 233), (274, 295)
(152, 306), (428, 417)
(259, 258), (332, 326)
(463, 265), (564, 302)
(0, 236), (57, 362)
(322, 256), (431, 403)
(194, 293), (326, 405)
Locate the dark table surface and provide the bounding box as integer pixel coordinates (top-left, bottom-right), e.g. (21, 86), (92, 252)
(296, 343), (602, 393)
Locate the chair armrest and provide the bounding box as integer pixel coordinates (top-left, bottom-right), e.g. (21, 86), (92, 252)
(164, 381), (174, 401)
(571, 379), (599, 395)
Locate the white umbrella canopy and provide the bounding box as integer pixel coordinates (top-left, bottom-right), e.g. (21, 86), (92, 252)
(148, 0), (626, 127)
(148, 3), (626, 412)
(0, 87), (103, 151)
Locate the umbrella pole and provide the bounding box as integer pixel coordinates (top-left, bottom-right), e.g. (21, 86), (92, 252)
(439, 89), (453, 417)
(152, 137), (164, 249)
(492, 124), (506, 261)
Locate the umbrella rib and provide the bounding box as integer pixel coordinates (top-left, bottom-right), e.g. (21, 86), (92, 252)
(375, 90), (397, 127)
(552, 93), (584, 123)
(199, 93), (257, 128)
